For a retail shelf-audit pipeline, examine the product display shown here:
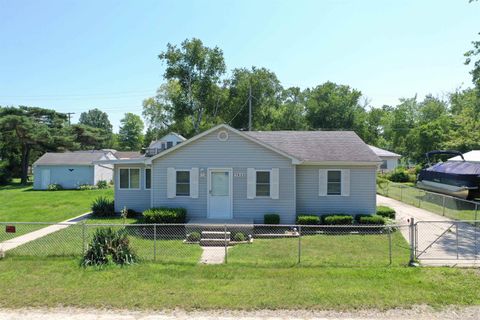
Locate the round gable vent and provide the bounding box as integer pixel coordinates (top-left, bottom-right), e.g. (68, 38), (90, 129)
(217, 130), (229, 141)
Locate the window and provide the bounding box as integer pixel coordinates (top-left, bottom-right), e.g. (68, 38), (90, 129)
(380, 160), (388, 169)
(327, 170), (341, 195)
(119, 168), (140, 189)
(167, 141), (173, 149)
(145, 168), (151, 189)
(256, 171), (270, 197)
(176, 170), (190, 196)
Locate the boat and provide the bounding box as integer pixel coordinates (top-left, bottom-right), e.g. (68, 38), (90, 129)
(416, 150), (480, 200)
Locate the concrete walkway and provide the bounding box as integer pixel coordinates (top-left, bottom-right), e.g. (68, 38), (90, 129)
(0, 212), (91, 252)
(199, 246), (227, 264)
(377, 195), (480, 267)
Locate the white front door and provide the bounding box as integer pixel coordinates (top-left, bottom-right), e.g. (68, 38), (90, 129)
(207, 169), (233, 219)
(41, 169), (50, 189)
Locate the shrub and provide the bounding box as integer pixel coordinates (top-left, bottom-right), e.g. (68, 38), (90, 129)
(91, 196), (115, 217)
(233, 232), (246, 242)
(78, 184), (96, 190)
(388, 169), (410, 183)
(47, 183), (63, 191)
(323, 215), (353, 225)
(0, 161), (12, 185)
(296, 215), (320, 225)
(264, 213), (280, 224)
(96, 180), (108, 189)
(187, 232), (201, 242)
(81, 227), (137, 267)
(376, 206), (396, 219)
(358, 215), (385, 225)
(143, 207), (187, 224)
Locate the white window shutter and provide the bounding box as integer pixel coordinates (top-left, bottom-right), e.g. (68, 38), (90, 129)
(247, 168), (256, 199)
(318, 169), (327, 196)
(190, 167), (199, 198)
(167, 167), (176, 198)
(270, 168), (279, 199)
(341, 169), (350, 196)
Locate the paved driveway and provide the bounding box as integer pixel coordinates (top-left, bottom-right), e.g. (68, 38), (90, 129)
(377, 195), (480, 266)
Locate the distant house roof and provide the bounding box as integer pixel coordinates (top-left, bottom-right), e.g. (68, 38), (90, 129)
(33, 151), (109, 166)
(148, 132), (187, 148)
(244, 131), (380, 163)
(368, 145), (401, 158)
(449, 150), (480, 162)
(114, 151), (143, 159)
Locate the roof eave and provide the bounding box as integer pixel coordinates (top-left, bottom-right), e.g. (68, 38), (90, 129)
(299, 161), (381, 166)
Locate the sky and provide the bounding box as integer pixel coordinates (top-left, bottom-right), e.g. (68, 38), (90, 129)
(0, 0), (479, 132)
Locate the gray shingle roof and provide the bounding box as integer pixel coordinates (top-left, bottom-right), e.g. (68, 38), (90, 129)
(114, 151), (143, 159)
(368, 145), (401, 158)
(33, 152), (108, 166)
(244, 131), (380, 163)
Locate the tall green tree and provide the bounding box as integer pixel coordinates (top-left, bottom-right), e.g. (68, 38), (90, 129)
(78, 108), (113, 147)
(0, 106), (75, 184)
(158, 38), (226, 134)
(70, 124), (112, 150)
(118, 113), (144, 151)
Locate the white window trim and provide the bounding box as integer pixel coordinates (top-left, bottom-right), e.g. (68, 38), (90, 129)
(255, 169), (272, 198)
(326, 169), (342, 196)
(118, 167), (141, 190)
(175, 169), (191, 197)
(145, 168), (151, 190)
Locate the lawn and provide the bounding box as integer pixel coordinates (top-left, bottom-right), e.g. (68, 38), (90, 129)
(0, 181), (114, 222)
(0, 257), (479, 310)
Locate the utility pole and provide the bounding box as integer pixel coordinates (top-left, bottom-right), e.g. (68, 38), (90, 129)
(66, 112), (75, 125)
(248, 84), (252, 131)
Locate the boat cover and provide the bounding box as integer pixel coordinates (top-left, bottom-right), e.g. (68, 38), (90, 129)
(426, 161), (480, 175)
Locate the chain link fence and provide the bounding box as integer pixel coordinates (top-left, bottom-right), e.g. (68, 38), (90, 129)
(377, 181), (479, 221)
(0, 222), (412, 267)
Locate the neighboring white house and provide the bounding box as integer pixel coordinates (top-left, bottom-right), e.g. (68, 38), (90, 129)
(33, 150), (117, 190)
(146, 132), (186, 156)
(97, 124), (381, 224)
(449, 150), (480, 162)
(368, 145), (401, 171)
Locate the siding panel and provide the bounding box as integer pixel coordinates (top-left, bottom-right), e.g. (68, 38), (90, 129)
(114, 164), (151, 213)
(33, 165), (94, 189)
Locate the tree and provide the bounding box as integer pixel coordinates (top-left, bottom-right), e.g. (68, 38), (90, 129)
(78, 108), (113, 147)
(158, 38), (226, 134)
(0, 106), (75, 184)
(70, 124), (111, 150)
(118, 113), (144, 151)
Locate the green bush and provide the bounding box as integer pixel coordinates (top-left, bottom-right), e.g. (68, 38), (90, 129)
(47, 183), (63, 191)
(143, 207), (187, 223)
(233, 232), (246, 242)
(264, 213), (280, 224)
(81, 227), (137, 267)
(323, 215), (353, 225)
(296, 215), (320, 225)
(78, 184), (96, 190)
(96, 180), (108, 189)
(186, 232), (201, 242)
(376, 206), (396, 219)
(91, 196), (115, 217)
(388, 169), (410, 183)
(0, 161), (12, 185)
(358, 215), (385, 225)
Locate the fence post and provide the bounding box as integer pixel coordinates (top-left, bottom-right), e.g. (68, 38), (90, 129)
(153, 224), (157, 261)
(475, 203), (478, 223)
(388, 226), (392, 266)
(409, 218), (415, 266)
(400, 186), (403, 202)
(298, 225), (302, 264)
(82, 222), (86, 254)
(456, 222), (459, 260)
(224, 224), (228, 264)
(442, 196), (446, 216)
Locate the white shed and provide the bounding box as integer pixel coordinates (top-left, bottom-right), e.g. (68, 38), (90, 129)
(368, 145), (401, 171)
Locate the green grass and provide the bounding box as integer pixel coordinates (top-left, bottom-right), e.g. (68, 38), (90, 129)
(0, 181), (114, 222)
(0, 257), (479, 310)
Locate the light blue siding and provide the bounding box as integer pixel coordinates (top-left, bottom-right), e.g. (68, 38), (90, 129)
(33, 165), (94, 189)
(296, 165), (377, 216)
(152, 128), (296, 224)
(114, 164), (151, 213)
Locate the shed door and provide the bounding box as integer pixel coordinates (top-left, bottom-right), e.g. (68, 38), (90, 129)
(207, 169), (233, 219)
(41, 169), (50, 189)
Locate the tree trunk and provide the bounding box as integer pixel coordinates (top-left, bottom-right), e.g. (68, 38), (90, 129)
(20, 144), (30, 185)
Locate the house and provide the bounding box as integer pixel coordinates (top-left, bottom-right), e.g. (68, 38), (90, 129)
(368, 145), (401, 171)
(98, 124), (380, 224)
(145, 132), (186, 156)
(33, 150), (116, 190)
(449, 150), (480, 162)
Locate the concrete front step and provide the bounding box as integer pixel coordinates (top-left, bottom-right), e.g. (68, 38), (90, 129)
(200, 238), (230, 246)
(201, 231), (231, 239)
